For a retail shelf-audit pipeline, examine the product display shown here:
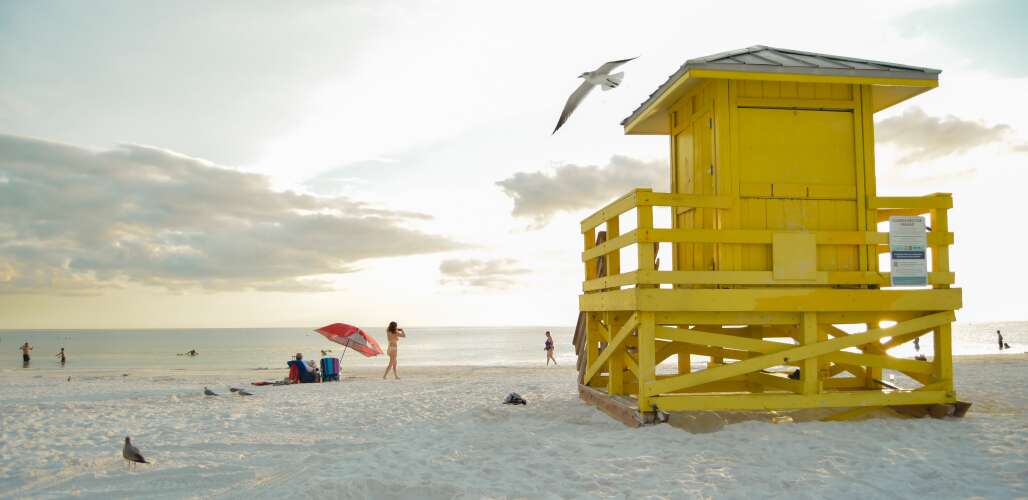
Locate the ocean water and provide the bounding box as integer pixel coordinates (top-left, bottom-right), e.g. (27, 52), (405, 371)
(0, 322), (1024, 373)
(0, 326), (576, 372)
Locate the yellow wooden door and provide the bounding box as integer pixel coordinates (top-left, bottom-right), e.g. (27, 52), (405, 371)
(737, 107), (859, 273)
(674, 125), (695, 271)
(693, 111), (716, 272)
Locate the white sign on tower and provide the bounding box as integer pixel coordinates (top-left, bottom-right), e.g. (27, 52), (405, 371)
(889, 216), (928, 287)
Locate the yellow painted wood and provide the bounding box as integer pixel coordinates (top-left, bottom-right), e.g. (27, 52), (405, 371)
(637, 312), (657, 411)
(821, 406), (882, 421)
(800, 312), (819, 395)
(654, 390), (948, 412)
(773, 232), (817, 281)
(605, 216), (621, 278)
(868, 195), (952, 209)
(583, 313), (638, 386)
(579, 287), (962, 312)
(644, 312), (954, 396)
(581, 230), (637, 262)
(579, 49), (962, 418)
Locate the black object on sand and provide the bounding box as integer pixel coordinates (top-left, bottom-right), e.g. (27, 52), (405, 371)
(203, 386), (218, 396)
(238, 389), (253, 396)
(503, 392), (527, 405)
(229, 387), (241, 393)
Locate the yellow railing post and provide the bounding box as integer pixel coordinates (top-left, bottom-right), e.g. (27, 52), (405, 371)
(801, 312), (819, 395)
(931, 203), (950, 289)
(864, 321), (882, 389)
(607, 312), (626, 395)
(584, 227), (597, 282)
(606, 216), (621, 278)
(637, 311), (656, 412)
(934, 322), (955, 401)
(637, 204), (655, 274)
(586, 312), (603, 387)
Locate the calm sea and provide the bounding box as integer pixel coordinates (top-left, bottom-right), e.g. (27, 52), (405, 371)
(0, 322), (1024, 372)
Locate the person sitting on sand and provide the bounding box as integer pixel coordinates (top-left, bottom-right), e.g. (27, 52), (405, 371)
(56, 347), (66, 366)
(545, 331), (557, 366)
(382, 321), (405, 380)
(20, 342), (32, 365)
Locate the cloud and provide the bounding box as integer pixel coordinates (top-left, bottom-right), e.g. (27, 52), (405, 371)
(875, 107), (1013, 165)
(439, 258), (529, 289)
(496, 155), (666, 227)
(0, 134), (458, 294)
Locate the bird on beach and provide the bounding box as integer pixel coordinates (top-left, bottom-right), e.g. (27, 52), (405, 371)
(123, 437), (149, 469)
(552, 56), (637, 134)
(203, 386), (218, 396)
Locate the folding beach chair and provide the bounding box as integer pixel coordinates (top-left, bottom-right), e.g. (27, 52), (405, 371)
(320, 357), (340, 382)
(287, 360), (318, 383)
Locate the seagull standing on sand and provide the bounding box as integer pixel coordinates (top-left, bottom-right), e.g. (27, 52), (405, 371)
(552, 56), (637, 134)
(123, 437), (149, 469)
(203, 386), (218, 396)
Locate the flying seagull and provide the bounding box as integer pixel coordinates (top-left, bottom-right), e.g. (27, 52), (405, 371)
(552, 56), (637, 134)
(203, 386), (218, 396)
(123, 437), (149, 468)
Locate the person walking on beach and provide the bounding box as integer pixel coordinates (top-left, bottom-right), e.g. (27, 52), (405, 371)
(56, 347), (66, 366)
(20, 342), (32, 366)
(997, 330), (1005, 351)
(382, 321), (405, 380)
(545, 331), (557, 366)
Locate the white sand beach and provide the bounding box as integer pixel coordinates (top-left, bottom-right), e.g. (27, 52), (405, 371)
(1, 356), (1025, 499)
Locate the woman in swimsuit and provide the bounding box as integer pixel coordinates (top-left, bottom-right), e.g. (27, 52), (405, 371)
(382, 321), (405, 380)
(545, 331), (557, 366)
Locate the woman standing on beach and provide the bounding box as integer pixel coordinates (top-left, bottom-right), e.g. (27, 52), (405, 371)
(382, 321), (405, 380)
(545, 331), (557, 366)
(55, 347), (66, 366)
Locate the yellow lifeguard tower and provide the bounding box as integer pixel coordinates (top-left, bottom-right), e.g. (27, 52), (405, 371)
(574, 46), (966, 424)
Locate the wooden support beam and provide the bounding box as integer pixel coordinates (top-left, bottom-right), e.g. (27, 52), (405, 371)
(801, 312), (819, 395)
(654, 390), (949, 412)
(583, 313), (639, 385)
(580, 287), (963, 313)
(644, 311), (954, 396)
(637, 312), (657, 411)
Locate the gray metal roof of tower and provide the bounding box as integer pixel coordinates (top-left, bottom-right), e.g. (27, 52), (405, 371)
(622, 45), (941, 129)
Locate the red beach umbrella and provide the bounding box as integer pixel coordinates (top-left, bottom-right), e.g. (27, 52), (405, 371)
(314, 323), (383, 358)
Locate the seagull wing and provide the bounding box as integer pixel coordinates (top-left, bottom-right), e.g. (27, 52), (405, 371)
(124, 442), (148, 463)
(595, 56), (637, 75)
(553, 80), (595, 134)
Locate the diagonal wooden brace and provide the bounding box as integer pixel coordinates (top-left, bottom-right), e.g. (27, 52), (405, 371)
(644, 311), (954, 396)
(584, 313), (638, 385)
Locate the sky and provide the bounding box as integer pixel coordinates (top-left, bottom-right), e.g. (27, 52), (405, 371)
(1, 0), (1026, 329)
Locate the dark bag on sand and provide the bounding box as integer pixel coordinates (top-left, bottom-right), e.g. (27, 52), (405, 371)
(503, 392), (527, 405)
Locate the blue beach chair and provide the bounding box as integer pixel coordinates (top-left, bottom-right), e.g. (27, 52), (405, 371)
(287, 360), (318, 383)
(320, 357), (340, 382)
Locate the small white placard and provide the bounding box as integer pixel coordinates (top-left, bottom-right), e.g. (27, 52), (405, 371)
(889, 216), (928, 286)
